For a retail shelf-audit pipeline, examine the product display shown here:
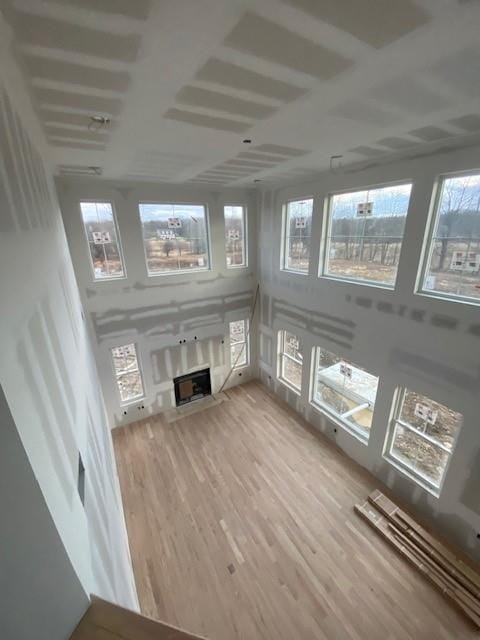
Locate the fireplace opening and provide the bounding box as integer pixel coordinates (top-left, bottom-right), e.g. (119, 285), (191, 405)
(174, 368), (211, 407)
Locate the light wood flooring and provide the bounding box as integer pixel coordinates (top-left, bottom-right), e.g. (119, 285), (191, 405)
(113, 381), (476, 640)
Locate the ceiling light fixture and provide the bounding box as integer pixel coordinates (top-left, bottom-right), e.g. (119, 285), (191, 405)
(88, 115), (110, 133)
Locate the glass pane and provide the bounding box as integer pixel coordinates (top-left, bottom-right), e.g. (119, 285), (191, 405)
(138, 203), (209, 274)
(117, 372), (144, 403)
(225, 206), (246, 267)
(283, 331), (302, 361)
(111, 344), (144, 402)
(284, 199), (313, 272)
(80, 202), (125, 279)
(325, 184), (412, 286)
(230, 320), (246, 344)
(282, 356), (302, 389)
(231, 342), (247, 367)
(314, 348), (378, 436)
(391, 423), (449, 487)
(423, 173), (480, 302)
(399, 389), (462, 450)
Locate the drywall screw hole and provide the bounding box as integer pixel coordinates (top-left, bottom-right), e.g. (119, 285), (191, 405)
(123, 411), (127, 415)
(334, 428), (337, 433)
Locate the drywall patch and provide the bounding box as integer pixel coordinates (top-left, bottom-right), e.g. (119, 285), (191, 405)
(91, 289), (253, 341)
(431, 314), (459, 331)
(163, 108), (249, 133)
(389, 348), (477, 392)
(194, 58), (307, 102)
(279, 0), (429, 48)
(224, 12), (352, 80)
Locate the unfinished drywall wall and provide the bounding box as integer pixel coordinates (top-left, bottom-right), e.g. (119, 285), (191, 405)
(257, 144), (480, 562)
(0, 385), (88, 640)
(58, 179), (258, 428)
(0, 17), (138, 632)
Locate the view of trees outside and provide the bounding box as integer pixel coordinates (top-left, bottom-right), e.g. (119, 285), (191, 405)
(229, 319), (248, 367)
(111, 343), (144, 403)
(224, 206), (246, 267)
(284, 199), (313, 272)
(280, 330), (303, 389)
(138, 203), (209, 273)
(325, 183), (412, 286)
(313, 349), (379, 437)
(80, 202), (125, 279)
(390, 389), (463, 487)
(423, 173), (480, 301)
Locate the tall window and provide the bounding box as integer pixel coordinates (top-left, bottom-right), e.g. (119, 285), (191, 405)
(80, 201), (125, 280)
(225, 205), (247, 267)
(385, 388), (462, 491)
(138, 203), (210, 275)
(278, 330), (303, 391)
(421, 172), (480, 303)
(282, 198), (313, 273)
(311, 348), (379, 441)
(229, 319), (249, 368)
(111, 343), (145, 404)
(323, 183), (412, 287)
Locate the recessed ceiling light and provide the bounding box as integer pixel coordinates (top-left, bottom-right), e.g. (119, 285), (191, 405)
(243, 139), (252, 144)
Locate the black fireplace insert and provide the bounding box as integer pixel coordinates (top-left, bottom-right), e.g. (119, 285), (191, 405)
(174, 368), (211, 407)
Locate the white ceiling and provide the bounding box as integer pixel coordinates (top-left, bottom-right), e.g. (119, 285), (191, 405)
(2, 0), (480, 185)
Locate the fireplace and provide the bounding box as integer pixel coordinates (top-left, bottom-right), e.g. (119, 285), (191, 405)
(174, 368), (211, 407)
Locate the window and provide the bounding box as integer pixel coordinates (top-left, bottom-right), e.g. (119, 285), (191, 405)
(229, 319), (249, 367)
(225, 205), (247, 267)
(138, 203), (210, 274)
(323, 183), (413, 287)
(282, 198), (313, 273)
(385, 388), (462, 491)
(420, 172), (480, 303)
(80, 201), (125, 280)
(278, 330), (303, 391)
(111, 343), (144, 404)
(311, 348), (379, 441)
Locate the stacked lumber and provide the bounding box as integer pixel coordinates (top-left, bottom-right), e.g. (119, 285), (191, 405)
(355, 489), (480, 628)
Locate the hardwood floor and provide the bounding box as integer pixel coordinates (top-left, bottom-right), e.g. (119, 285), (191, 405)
(113, 381), (476, 640)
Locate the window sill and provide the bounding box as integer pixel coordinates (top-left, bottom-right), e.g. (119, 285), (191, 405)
(278, 377), (301, 396)
(146, 267), (210, 277)
(120, 395), (145, 408)
(383, 454), (441, 498)
(415, 288), (480, 309)
(92, 274), (127, 283)
(310, 401), (369, 445)
(227, 264), (248, 270)
(280, 268), (309, 276)
(319, 273), (395, 291)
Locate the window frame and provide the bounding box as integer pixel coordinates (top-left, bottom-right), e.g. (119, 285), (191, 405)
(110, 342), (145, 406)
(416, 169), (480, 307)
(138, 201), (212, 277)
(229, 318), (250, 368)
(309, 346), (379, 443)
(224, 204), (248, 269)
(383, 387), (463, 495)
(80, 200), (127, 282)
(277, 329), (303, 394)
(319, 179), (413, 290)
(281, 196), (314, 275)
